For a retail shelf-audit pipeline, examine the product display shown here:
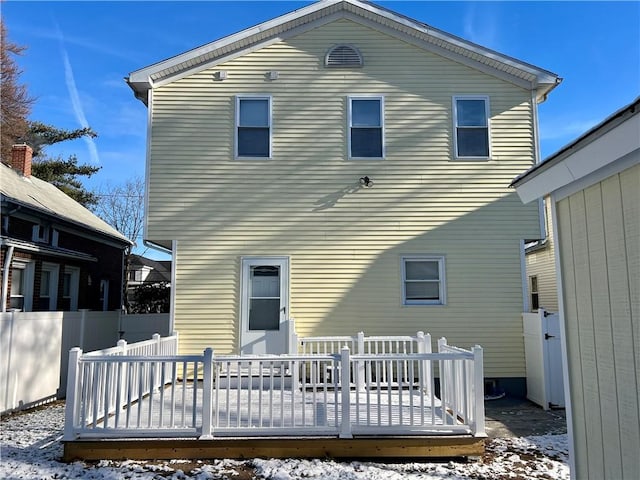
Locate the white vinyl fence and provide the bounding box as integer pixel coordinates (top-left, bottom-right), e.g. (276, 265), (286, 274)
(63, 333), (485, 441)
(0, 310), (170, 413)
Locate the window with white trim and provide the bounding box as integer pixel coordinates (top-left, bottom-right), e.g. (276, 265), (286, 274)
(63, 266), (80, 311)
(453, 96), (490, 159)
(40, 262), (59, 311)
(10, 260), (34, 311)
(32, 224), (49, 243)
(235, 96), (271, 158)
(402, 256), (446, 305)
(348, 96), (384, 158)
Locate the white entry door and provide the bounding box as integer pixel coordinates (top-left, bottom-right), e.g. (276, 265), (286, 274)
(240, 257), (289, 355)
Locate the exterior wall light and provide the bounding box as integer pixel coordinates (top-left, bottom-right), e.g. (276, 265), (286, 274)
(214, 71), (228, 81)
(359, 176), (374, 187)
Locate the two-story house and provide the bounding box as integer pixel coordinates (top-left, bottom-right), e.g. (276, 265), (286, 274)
(1, 144), (131, 312)
(127, 0), (560, 396)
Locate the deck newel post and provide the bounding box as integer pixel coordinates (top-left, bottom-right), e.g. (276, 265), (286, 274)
(117, 338), (127, 354)
(437, 337), (448, 415)
(416, 331), (426, 392)
(199, 348), (214, 439)
(472, 345), (486, 437)
(356, 331), (365, 392)
(287, 317), (297, 354)
(339, 346), (353, 438)
(153, 333), (161, 354)
(63, 347), (82, 441)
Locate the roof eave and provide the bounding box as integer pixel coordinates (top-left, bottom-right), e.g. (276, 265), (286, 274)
(126, 0), (560, 104)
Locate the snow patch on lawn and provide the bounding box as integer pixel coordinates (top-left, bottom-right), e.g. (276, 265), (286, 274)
(1, 402), (569, 479)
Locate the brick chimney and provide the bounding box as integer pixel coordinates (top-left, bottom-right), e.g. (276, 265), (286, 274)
(11, 144), (33, 177)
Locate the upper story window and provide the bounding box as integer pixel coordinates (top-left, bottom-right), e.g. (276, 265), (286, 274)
(325, 45), (363, 68)
(453, 96), (490, 159)
(32, 224), (49, 243)
(348, 96), (384, 159)
(235, 95), (271, 158)
(401, 256), (446, 306)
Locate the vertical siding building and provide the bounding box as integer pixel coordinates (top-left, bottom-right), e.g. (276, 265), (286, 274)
(127, 0), (560, 395)
(513, 97), (640, 480)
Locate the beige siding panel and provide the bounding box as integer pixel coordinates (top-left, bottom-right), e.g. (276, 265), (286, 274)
(149, 19), (540, 378)
(558, 163), (640, 480)
(614, 165), (640, 478)
(556, 198), (590, 477)
(525, 197), (558, 312)
(584, 182), (623, 478)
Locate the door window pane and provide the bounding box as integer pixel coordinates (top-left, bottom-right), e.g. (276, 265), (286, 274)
(41, 270), (51, 298)
(10, 268), (24, 309)
(248, 266), (280, 330)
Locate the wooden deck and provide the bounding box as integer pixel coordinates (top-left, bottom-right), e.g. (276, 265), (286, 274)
(64, 436), (485, 461)
(63, 333), (486, 460)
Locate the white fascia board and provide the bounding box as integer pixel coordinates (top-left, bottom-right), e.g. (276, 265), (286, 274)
(128, 0), (558, 100)
(128, 0), (342, 85)
(515, 112), (640, 203)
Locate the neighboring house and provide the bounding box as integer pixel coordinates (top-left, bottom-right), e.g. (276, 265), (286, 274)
(524, 195), (558, 312)
(512, 98), (639, 480)
(128, 254), (171, 288)
(127, 254), (171, 312)
(126, 0), (561, 395)
(1, 145), (132, 312)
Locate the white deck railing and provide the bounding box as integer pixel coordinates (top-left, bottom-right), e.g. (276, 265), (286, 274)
(64, 333), (485, 441)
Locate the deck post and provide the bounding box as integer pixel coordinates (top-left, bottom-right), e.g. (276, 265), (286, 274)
(153, 333), (161, 354)
(287, 317), (297, 354)
(339, 346), (353, 438)
(117, 338), (127, 354)
(199, 348), (214, 439)
(437, 337), (448, 419)
(356, 331), (365, 392)
(472, 345), (486, 437)
(63, 347), (82, 441)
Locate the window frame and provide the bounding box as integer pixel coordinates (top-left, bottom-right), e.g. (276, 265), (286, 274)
(348, 95), (385, 160)
(401, 256), (446, 306)
(63, 266), (80, 311)
(40, 262), (60, 311)
(10, 260), (34, 311)
(452, 95), (491, 160)
(235, 95), (272, 160)
(530, 275), (539, 312)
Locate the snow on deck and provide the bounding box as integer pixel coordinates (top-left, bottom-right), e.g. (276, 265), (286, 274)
(86, 381), (463, 438)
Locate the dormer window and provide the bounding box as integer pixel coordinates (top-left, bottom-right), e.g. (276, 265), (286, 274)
(325, 45), (363, 68)
(32, 224), (49, 243)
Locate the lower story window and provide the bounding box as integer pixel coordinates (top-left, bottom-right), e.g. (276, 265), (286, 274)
(402, 256), (446, 305)
(530, 276), (539, 312)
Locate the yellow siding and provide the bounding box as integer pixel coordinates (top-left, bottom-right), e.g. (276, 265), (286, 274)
(525, 196), (559, 312)
(557, 163), (640, 480)
(148, 19), (541, 377)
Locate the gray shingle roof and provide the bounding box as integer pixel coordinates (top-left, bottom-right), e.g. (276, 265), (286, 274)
(1, 162), (131, 245)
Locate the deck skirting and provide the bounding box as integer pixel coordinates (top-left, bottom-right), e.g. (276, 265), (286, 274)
(63, 436), (485, 461)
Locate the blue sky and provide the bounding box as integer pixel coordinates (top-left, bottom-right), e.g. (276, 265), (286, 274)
(3, 0), (639, 257)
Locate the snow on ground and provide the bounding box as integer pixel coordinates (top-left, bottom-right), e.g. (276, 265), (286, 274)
(1, 401), (569, 480)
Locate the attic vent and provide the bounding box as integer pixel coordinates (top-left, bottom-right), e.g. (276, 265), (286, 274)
(325, 44), (363, 68)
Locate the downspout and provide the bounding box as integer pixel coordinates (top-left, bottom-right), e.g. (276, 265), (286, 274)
(1, 245), (15, 312)
(532, 90), (547, 240)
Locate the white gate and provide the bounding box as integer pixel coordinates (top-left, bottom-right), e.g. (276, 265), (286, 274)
(522, 309), (565, 410)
